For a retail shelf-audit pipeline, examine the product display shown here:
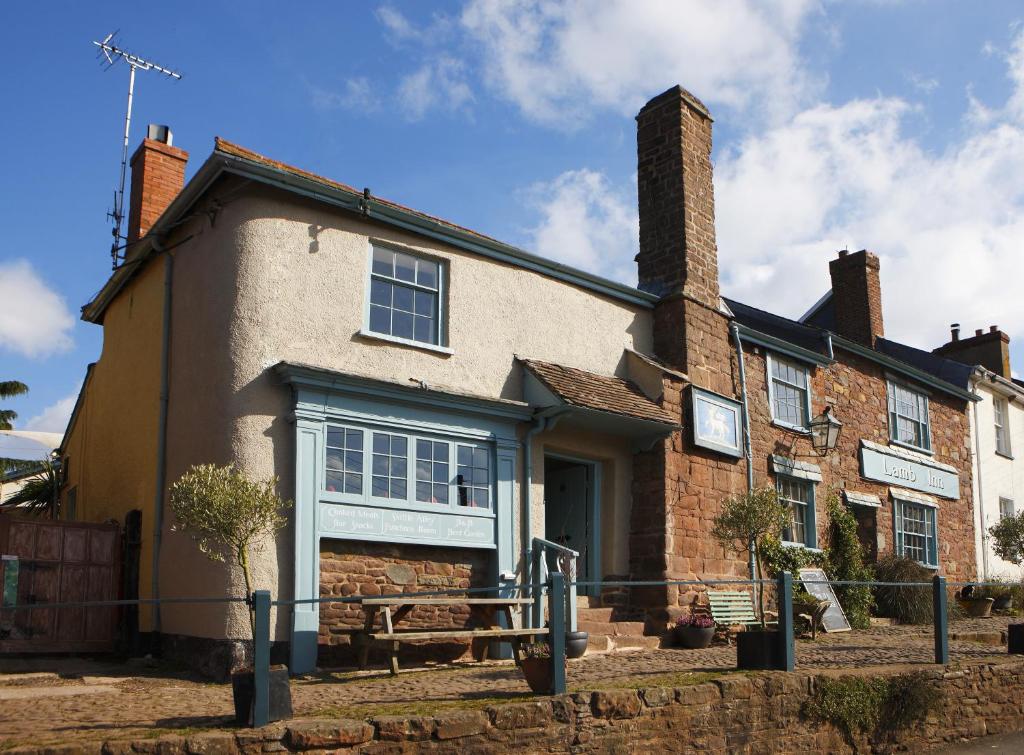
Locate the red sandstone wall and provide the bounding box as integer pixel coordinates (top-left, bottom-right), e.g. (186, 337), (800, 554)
(318, 541), (490, 665)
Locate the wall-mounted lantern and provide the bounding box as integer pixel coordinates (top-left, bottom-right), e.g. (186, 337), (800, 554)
(809, 406), (843, 456)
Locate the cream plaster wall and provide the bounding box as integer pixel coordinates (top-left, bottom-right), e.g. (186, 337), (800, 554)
(153, 184), (651, 641)
(971, 378), (1024, 580)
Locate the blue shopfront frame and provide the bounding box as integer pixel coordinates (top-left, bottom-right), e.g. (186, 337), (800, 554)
(276, 363), (530, 673)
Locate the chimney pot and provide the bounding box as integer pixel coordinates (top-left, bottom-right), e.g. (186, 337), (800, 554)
(838, 249), (849, 257)
(934, 323), (1013, 379)
(951, 323), (960, 341)
(976, 329), (984, 337)
(991, 325), (999, 333)
(126, 126), (188, 246)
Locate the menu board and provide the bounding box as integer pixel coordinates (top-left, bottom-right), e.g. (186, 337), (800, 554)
(798, 568), (851, 633)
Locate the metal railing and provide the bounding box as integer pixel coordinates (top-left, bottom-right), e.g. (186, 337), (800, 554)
(531, 536), (579, 632)
(1, 573), (1015, 729)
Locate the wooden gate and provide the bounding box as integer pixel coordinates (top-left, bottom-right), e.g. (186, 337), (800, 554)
(0, 515), (120, 653)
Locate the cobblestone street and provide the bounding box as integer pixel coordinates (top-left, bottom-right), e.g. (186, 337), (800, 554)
(0, 619), (1017, 748)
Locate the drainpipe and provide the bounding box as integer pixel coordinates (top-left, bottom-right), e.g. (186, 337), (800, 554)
(970, 378), (989, 580)
(730, 323), (756, 580)
(151, 242), (173, 633)
(522, 407), (568, 628)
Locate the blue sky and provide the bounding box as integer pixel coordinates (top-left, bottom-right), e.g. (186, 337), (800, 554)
(2, 1), (1023, 456)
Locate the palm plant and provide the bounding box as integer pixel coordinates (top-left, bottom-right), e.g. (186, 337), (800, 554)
(0, 461), (59, 516)
(0, 380), (29, 430)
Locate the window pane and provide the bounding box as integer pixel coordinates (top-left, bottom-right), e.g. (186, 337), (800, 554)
(414, 316), (435, 344)
(414, 291), (435, 316)
(370, 279), (392, 306)
(325, 471), (343, 492)
(393, 285), (414, 313)
(369, 305), (391, 334)
(433, 463), (448, 482)
(327, 428), (343, 447)
(393, 311), (414, 340)
(372, 248), (393, 276)
(395, 253), (416, 282)
(326, 449), (343, 470)
(392, 437), (407, 456)
(373, 455), (389, 475)
(372, 476), (388, 496)
(433, 484), (449, 504)
(417, 260), (438, 288)
(345, 452), (362, 472)
(416, 481), (432, 502)
(346, 430), (362, 449)
(458, 446), (472, 465)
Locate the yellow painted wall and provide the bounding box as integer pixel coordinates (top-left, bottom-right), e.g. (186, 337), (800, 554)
(61, 257), (166, 628)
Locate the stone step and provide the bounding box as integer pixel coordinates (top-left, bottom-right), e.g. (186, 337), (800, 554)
(577, 607), (615, 623)
(577, 620), (647, 637)
(608, 635), (662, 651)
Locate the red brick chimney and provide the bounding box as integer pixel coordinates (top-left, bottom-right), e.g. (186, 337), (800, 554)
(934, 324), (1012, 378)
(828, 249), (884, 346)
(127, 125), (188, 245)
(636, 86), (730, 391)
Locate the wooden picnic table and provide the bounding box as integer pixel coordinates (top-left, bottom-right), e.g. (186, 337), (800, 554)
(353, 596), (547, 674)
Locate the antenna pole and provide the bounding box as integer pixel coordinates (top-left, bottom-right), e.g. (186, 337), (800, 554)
(112, 63), (137, 265)
(92, 33), (182, 268)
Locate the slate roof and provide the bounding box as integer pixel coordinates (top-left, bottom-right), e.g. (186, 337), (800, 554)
(726, 294), (974, 395)
(723, 297), (830, 356)
(520, 358), (677, 425)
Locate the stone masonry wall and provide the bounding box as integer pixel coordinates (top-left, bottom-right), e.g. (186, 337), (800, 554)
(42, 660), (1024, 754)
(318, 541), (490, 666)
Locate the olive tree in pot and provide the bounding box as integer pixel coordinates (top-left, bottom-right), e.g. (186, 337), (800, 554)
(711, 486), (789, 670)
(987, 512), (1024, 652)
(169, 464), (293, 725)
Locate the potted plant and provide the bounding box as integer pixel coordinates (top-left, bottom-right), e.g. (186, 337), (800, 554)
(673, 613), (716, 649)
(169, 464), (293, 725)
(956, 585), (995, 618)
(711, 486), (790, 670)
(519, 641), (557, 693)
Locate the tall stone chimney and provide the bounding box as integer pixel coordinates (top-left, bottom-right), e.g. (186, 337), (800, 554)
(127, 124), (188, 245)
(636, 86), (731, 392)
(828, 249), (884, 345)
(934, 324), (1012, 378)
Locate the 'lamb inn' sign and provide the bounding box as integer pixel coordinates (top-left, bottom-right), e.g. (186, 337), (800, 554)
(859, 441), (959, 500)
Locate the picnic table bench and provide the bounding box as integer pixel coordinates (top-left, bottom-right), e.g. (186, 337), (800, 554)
(353, 597), (547, 674)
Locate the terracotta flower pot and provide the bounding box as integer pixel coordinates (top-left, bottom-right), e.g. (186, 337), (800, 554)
(519, 657), (554, 694)
(958, 597), (995, 618)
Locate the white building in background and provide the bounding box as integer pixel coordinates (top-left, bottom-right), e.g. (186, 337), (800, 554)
(934, 325), (1024, 580)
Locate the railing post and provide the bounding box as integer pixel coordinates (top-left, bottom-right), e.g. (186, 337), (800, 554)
(933, 575), (949, 665)
(548, 572), (567, 695)
(776, 571), (795, 672)
(563, 552), (578, 634)
(252, 590), (272, 727)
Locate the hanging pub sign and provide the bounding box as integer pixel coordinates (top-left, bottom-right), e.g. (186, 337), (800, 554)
(689, 387), (744, 458)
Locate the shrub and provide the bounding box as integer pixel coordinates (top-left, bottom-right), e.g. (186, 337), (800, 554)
(760, 535), (826, 577)
(874, 555), (933, 625)
(169, 464), (292, 636)
(822, 494), (874, 630)
(675, 613), (715, 628)
(711, 487), (789, 628)
(989, 512), (1024, 565)
(521, 642), (551, 659)
(804, 672), (942, 745)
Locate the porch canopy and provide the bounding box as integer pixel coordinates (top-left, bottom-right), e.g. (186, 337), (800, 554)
(519, 357), (679, 446)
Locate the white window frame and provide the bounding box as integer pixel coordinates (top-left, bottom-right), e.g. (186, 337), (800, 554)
(776, 473), (817, 549)
(886, 379), (932, 453)
(361, 242), (451, 354)
(893, 497), (938, 568)
(999, 497), (1015, 520)
(994, 396), (1012, 457)
(321, 422), (494, 519)
(766, 353), (813, 432)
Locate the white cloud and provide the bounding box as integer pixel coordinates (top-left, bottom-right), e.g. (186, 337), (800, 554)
(377, 5), (420, 41)
(524, 169), (638, 284)
(459, 0), (822, 127)
(310, 77), (380, 112)
(714, 28), (1024, 350)
(397, 57), (474, 120)
(0, 259), (74, 358)
(23, 391), (78, 434)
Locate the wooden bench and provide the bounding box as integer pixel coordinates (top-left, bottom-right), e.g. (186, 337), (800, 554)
(353, 597), (547, 674)
(707, 590), (759, 628)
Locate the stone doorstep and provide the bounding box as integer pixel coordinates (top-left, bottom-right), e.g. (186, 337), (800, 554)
(577, 607), (615, 623)
(577, 620), (647, 636)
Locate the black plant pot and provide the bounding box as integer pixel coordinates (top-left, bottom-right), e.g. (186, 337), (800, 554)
(565, 631), (589, 659)
(994, 595), (1013, 611)
(673, 625), (715, 649)
(1008, 623), (1024, 655)
(736, 630), (781, 670)
(231, 665), (293, 726)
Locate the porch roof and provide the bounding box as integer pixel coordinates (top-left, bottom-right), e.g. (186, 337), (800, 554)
(519, 358), (678, 427)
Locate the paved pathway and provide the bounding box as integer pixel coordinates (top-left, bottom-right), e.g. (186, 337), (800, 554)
(0, 619), (1015, 748)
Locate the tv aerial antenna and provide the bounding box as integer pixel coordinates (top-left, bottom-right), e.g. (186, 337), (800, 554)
(93, 32), (182, 268)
